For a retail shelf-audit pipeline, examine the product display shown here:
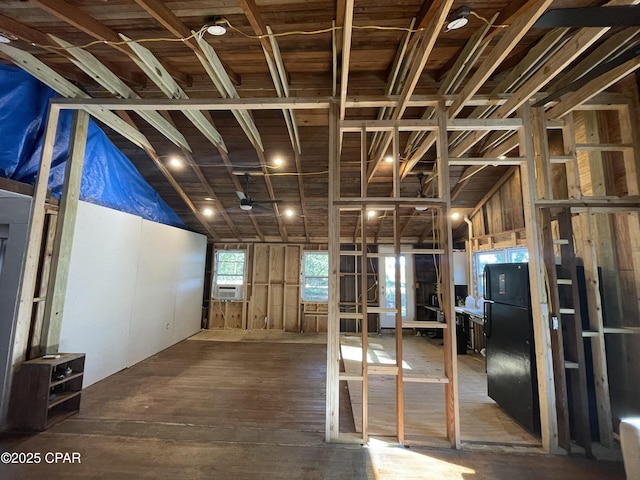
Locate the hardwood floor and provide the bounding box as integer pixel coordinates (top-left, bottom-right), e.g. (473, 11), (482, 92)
(0, 331), (625, 479)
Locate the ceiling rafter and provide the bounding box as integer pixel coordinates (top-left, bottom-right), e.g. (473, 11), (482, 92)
(0, 43), (152, 152)
(400, 0), (554, 179)
(48, 34), (191, 153)
(126, 0), (264, 152)
(546, 55), (640, 119)
(118, 110), (222, 241)
(0, 17), (235, 240)
(448, 0), (640, 159)
(30, 0), (191, 87)
(131, 0), (240, 86)
(339, 0), (354, 121)
(0, 13), (146, 87)
(404, 14), (496, 161)
(367, 0), (454, 182)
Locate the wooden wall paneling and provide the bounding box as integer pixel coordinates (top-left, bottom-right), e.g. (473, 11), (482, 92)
(585, 113), (624, 327)
(557, 210), (593, 457)
(518, 102), (559, 453)
(561, 114), (583, 200)
(250, 244), (270, 330)
(574, 211), (614, 447)
(269, 245), (286, 330)
(226, 302), (245, 329)
(533, 104), (571, 450)
(617, 103), (640, 320)
(284, 245), (301, 332)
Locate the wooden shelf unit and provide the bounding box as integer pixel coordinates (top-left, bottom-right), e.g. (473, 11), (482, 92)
(9, 353), (85, 431)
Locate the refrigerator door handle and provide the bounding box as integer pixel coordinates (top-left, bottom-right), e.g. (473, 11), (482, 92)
(484, 300), (493, 338)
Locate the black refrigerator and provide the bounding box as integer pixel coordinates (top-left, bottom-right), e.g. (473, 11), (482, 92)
(484, 263), (540, 435)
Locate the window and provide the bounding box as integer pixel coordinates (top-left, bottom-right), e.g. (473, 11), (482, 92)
(473, 247), (529, 296)
(214, 250), (246, 286)
(301, 251), (329, 302)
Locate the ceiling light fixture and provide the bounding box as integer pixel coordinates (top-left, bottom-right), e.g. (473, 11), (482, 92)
(203, 208), (214, 217)
(0, 34), (11, 44)
(273, 157), (284, 167)
(415, 172), (428, 211)
(285, 209), (294, 218)
(445, 6), (471, 31)
(367, 210), (376, 219)
(451, 212), (460, 220)
(206, 18), (228, 36)
(384, 155), (394, 164)
(168, 156), (183, 169)
(498, 155), (507, 160)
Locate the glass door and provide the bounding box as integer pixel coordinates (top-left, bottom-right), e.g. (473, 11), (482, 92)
(378, 246), (415, 328)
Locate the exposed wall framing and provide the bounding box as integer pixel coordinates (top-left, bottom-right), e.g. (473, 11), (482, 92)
(466, 96), (640, 454)
(208, 243), (327, 332)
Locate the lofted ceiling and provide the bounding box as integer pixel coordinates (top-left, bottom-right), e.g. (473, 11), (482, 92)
(0, 0), (639, 243)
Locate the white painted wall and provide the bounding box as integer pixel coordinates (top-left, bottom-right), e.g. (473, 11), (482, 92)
(59, 201), (206, 387)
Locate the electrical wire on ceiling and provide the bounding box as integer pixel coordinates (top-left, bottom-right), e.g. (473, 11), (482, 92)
(24, 10), (510, 52)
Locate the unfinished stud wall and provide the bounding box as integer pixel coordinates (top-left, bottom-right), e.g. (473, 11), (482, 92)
(208, 243), (327, 332)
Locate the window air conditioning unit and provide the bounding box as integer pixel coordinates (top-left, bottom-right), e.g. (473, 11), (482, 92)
(213, 284), (244, 301)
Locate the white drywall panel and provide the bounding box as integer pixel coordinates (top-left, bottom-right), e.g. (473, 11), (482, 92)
(127, 220), (205, 366)
(172, 229), (207, 342)
(60, 201), (141, 387)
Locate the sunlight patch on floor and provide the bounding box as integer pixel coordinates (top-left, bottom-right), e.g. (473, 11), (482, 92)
(366, 440), (475, 479)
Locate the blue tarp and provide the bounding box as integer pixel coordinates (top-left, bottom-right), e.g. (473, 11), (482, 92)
(0, 64), (184, 227)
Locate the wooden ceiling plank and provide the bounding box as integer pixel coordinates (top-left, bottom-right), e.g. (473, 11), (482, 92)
(0, 43), (152, 152)
(49, 34), (192, 153)
(132, 0), (241, 86)
(448, 0), (554, 118)
(30, 0), (191, 87)
(546, 56), (640, 120)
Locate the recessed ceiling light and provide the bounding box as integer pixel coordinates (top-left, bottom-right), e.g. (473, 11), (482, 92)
(168, 157), (183, 168)
(451, 212), (460, 220)
(206, 24), (227, 36)
(415, 206), (428, 212)
(0, 35), (11, 44)
(204, 197), (214, 201)
(498, 155), (507, 160)
(384, 156), (394, 163)
(285, 209), (294, 218)
(273, 157), (283, 167)
(445, 6), (471, 31)
(367, 210), (376, 219)
(203, 208), (214, 217)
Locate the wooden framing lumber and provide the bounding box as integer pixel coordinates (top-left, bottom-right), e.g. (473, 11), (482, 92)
(518, 102), (559, 453)
(0, 44), (152, 151)
(13, 106), (61, 367)
(41, 110), (89, 354)
(436, 102), (460, 448)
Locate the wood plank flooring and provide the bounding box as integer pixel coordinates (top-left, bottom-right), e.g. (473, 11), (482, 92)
(0, 331), (625, 479)
(341, 333), (540, 445)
